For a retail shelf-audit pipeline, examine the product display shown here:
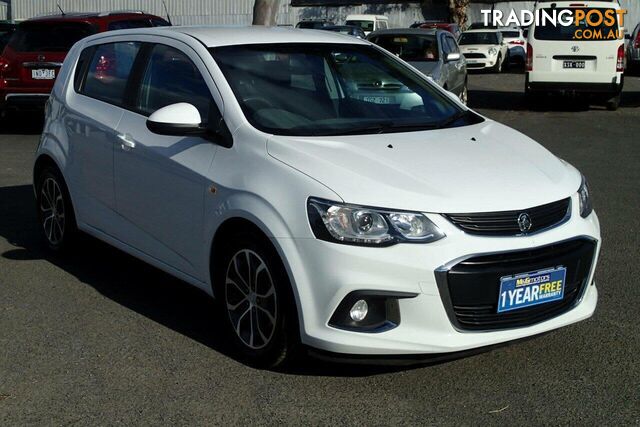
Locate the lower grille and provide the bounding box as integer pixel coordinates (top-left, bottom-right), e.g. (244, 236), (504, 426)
(466, 63), (485, 68)
(436, 238), (596, 331)
(463, 53), (486, 59)
(443, 198), (571, 236)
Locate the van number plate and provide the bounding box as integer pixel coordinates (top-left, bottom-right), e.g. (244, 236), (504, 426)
(563, 61), (585, 69)
(32, 69), (56, 79)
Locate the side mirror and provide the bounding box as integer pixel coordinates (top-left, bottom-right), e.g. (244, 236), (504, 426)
(147, 103), (204, 136)
(446, 52), (461, 62)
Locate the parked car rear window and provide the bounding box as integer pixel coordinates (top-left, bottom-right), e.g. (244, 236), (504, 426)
(210, 43), (473, 136)
(346, 20), (374, 32)
(459, 32), (499, 45)
(82, 42), (141, 106)
(534, 8), (619, 41)
(137, 44), (211, 119)
(9, 22), (95, 52)
(370, 34), (440, 62)
(501, 31), (520, 38)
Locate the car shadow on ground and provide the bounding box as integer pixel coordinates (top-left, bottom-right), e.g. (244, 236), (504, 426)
(0, 111), (44, 135)
(469, 88), (640, 111)
(0, 184), (502, 376)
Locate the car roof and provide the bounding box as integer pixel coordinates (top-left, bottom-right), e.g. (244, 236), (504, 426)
(346, 15), (388, 20)
(463, 29), (500, 34)
(87, 26), (371, 47)
(368, 28), (439, 37)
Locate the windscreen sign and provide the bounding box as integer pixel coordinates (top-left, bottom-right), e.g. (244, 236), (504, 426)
(483, 7), (627, 41)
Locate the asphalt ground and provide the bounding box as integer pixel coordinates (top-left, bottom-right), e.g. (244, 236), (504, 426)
(0, 71), (639, 425)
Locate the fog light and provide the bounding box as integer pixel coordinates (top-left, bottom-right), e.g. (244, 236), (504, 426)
(349, 299), (368, 322)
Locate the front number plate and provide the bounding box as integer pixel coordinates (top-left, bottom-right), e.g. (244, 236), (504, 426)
(563, 60), (585, 69)
(497, 267), (566, 313)
(32, 69), (56, 79)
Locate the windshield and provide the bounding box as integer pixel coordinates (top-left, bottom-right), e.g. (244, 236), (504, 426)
(210, 43), (479, 136)
(501, 31), (520, 38)
(346, 20), (374, 32)
(9, 22), (95, 52)
(534, 8), (619, 41)
(296, 21), (325, 29)
(459, 32), (499, 45)
(370, 34), (439, 62)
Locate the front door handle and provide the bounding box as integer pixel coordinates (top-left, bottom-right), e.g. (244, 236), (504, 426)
(117, 134), (136, 151)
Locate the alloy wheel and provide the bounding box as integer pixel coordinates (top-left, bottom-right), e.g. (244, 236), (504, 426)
(40, 177), (65, 246)
(225, 249), (277, 350)
(459, 85), (468, 105)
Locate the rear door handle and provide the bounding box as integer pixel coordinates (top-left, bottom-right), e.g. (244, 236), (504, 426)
(117, 134), (136, 151)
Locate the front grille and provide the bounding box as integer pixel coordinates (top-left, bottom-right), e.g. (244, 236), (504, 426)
(357, 82), (403, 91)
(436, 238), (596, 330)
(443, 198), (571, 236)
(466, 63), (485, 68)
(463, 53), (486, 59)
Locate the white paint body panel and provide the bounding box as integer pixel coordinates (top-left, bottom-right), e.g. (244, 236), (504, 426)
(36, 27), (600, 356)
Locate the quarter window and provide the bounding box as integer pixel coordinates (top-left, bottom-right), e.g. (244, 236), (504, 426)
(82, 42), (141, 106)
(137, 44), (211, 120)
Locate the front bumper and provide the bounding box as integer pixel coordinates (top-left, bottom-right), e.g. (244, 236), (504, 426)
(463, 57), (498, 70)
(278, 193), (600, 355)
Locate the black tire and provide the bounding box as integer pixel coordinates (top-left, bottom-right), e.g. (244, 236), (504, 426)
(35, 166), (78, 251)
(215, 232), (299, 369)
(459, 82), (468, 105)
(605, 93), (621, 111)
(493, 54), (503, 73)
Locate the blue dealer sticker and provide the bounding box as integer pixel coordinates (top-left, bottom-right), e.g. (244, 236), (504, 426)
(497, 267), (566, 313)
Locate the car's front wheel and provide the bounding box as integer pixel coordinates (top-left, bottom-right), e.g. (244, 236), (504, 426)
(217, 232), (298, 368)
(35, 166), (78, 251)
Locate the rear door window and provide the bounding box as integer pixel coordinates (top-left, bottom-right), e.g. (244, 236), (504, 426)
(9, 22), (96, 52)
(534, 8), (619, 41)
(136, 44), (212, 120)
(82, 42), (141, 106)
(108, 19), (152, 31)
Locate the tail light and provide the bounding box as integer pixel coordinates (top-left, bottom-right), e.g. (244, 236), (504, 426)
(617, 44), (624, 72)
(526, 43), (533, 71)
(635, 33), (640, 49)
(509, 40), (525, 45)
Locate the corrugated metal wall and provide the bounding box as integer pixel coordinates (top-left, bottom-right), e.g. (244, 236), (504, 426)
(8, 0), (429, 27)
(8, 0), (639, 30)
(0, 2), (7, 20)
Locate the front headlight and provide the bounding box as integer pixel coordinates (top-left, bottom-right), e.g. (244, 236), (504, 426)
(578, 175), (593, 218)
(307, 197), (445, 246)
(488, 47), (498, 56)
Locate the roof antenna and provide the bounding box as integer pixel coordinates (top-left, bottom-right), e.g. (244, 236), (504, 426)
(56, 1), (65, 15)
(162, 0), (172, 25)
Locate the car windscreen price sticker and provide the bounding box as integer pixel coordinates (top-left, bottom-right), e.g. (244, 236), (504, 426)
(497, 267), (566, 313)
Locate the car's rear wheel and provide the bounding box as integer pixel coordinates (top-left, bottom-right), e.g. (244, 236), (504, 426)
(605, 93), (621, 111)
(216, 232), (298, 369)
(35, 166), (78, 251)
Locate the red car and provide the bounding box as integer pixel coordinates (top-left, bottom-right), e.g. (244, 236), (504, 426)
(0, 11), (170, 116)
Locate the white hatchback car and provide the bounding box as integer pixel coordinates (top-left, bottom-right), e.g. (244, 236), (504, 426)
(459, 29), (510, 72)
(35, 26), (600, 367)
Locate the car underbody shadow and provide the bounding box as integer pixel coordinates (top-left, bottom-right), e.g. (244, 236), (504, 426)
(1, 183), (520, 376)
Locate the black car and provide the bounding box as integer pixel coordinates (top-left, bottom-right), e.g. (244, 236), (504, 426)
(321, 25), (365, 38)
(0, 22), (16, 53)
(295, 19), (334, 29)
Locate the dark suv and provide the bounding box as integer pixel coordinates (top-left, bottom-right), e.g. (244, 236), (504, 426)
(0, 12), (170, 116)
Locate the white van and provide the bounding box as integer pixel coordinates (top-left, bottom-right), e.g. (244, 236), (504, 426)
(345, 14), (389, 35)
(525, 1), (625, 110)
